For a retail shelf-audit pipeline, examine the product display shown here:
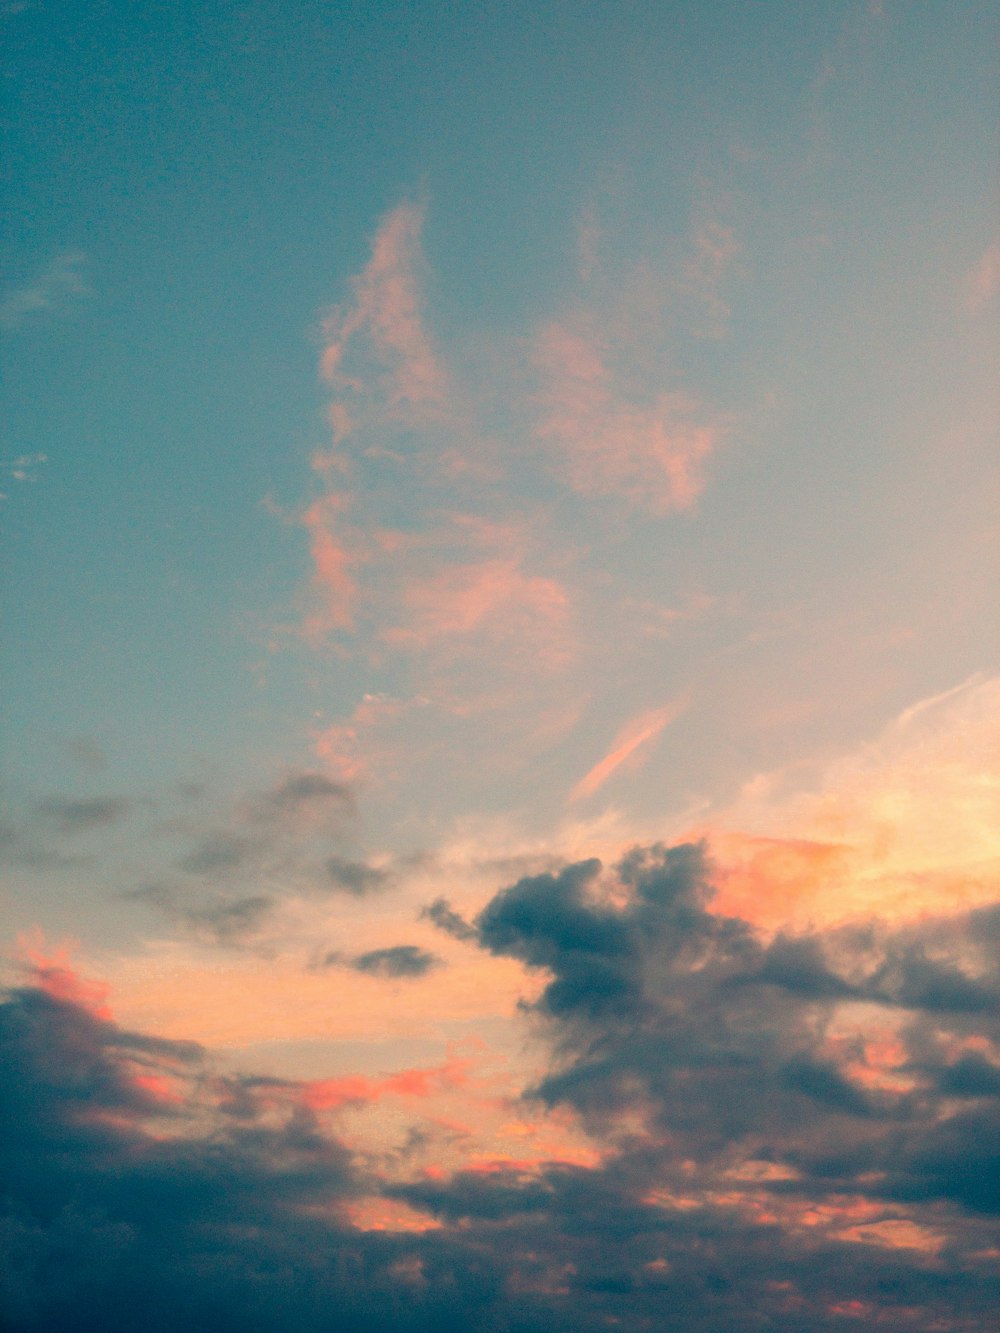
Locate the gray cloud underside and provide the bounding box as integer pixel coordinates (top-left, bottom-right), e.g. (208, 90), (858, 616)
(2, 841), (998, 1331)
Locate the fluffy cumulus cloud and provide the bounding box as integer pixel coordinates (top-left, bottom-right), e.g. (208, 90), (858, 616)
(4, 842), (998, 1331)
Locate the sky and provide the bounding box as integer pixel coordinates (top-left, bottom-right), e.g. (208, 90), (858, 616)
(1, 1), (998, 1328)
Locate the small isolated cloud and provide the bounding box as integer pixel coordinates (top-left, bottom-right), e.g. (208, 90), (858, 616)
(35, 795), (130, 834)
(181, 893), (275, 945)
(259, 770), (353, 814)
(351, 945), (440, 979)
(0, 251), (88, 330)
(0, 452), (48, 502)
(385, 552), (571, 665)
(176, 832), (250, 875)
(324, 856), (391, 895)
(421, 897), (477, 942)
(569, 698), (687, 802)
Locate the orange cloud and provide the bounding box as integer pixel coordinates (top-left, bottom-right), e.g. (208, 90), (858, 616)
(301, 1052), (469, 1112)
(704, 673), (1000, 930)
(569, 698), (687, 802)
(534, 320), (720, 512)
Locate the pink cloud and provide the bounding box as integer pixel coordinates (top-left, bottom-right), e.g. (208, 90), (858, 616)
(299, 1051), (469, 1113)
(300, 492), (359, 636)
(320, 201), (446, 411)
(569, 698), (687, 802)
(534, 320), (721, 513)
(16, 932), (113, 1020)
(384, 556), (570, 661)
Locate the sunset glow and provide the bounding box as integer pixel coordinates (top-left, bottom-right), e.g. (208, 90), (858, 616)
(3, 2), (998, 1329)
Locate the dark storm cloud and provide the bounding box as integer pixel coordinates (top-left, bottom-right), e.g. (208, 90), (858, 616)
(351, 945), (439, 978)
(873, 945), (999, 1014)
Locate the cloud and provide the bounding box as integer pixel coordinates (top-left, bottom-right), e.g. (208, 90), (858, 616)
(474, 842), (1000, 1240)
(707, 673), (1000, 930)
(569, 698), (687, 802)
(350, 945), (440, 979)
(4, 856), (999, 1333)
(35, 796), (131, 834)
(258, 770), (353, 815)
(62, 738), (109, 771)
(115, 769), (357, 948)
(420, 897), (477, 942)
(0, 252), (88, 330)
(0, 453), (48, 500)
(320, 200), (446, 412)
(534, 318), (722, 513)
(683, 216), (741, 339)
(300, 492), (359, 635)
(324, 856), (391, 895)
(383, 552), (571, 665)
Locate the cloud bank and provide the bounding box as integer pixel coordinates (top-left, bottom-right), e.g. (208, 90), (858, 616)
(4, 839), (997, 1331)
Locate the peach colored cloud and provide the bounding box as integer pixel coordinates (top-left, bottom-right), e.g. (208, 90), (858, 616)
(703, 673), (1000, 930)
(300, 1054), (468, 1113)
(301, 492), (358, 635)
(534, 319), (720, 512)
(314, 692), (408, 784)
(384, 556), (570, 664)
(569, 698), (688, 802)
(320, 201), (446, 411)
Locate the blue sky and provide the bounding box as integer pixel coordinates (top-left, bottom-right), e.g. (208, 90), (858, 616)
(2, 3), (999, 1328)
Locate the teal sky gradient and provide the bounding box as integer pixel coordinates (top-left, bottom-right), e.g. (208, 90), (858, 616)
(2, 0), (998, 994)
(3, 7), (1000, 1329)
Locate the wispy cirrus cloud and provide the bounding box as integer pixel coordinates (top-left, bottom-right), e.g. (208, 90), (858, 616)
(300, 492), (359, 636)
(294, 196), (737, 820)
(533, 317), (722, 513)
(569, 697), (688, 802)
(319, 200), (447, 413)
(0, 251), (88, 330)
